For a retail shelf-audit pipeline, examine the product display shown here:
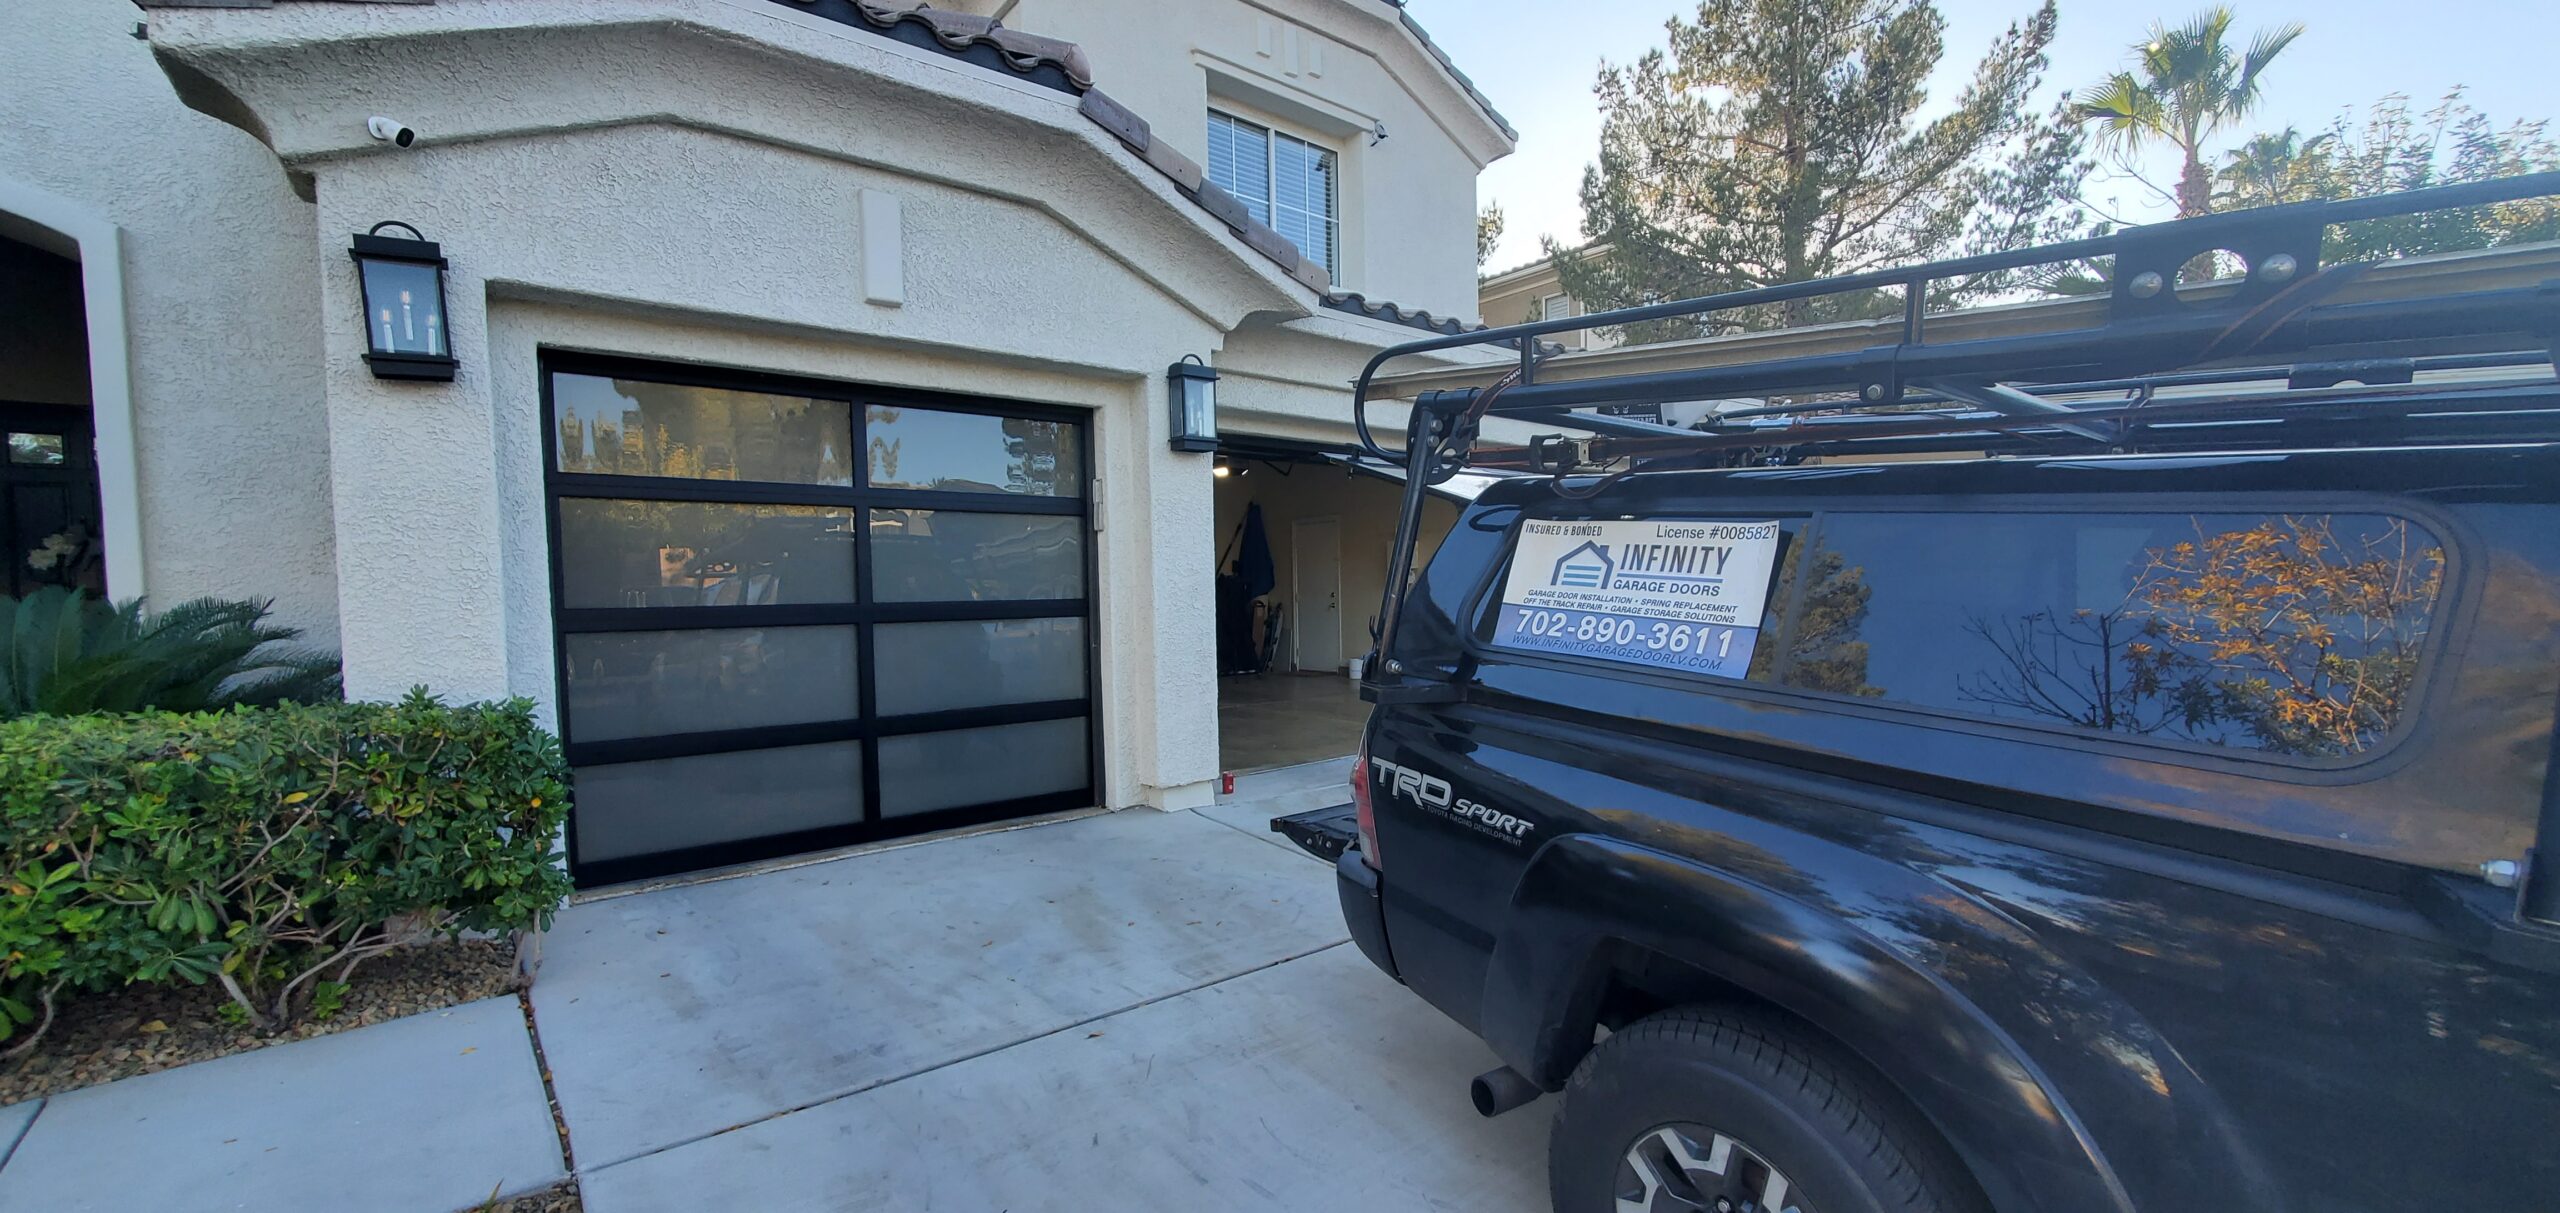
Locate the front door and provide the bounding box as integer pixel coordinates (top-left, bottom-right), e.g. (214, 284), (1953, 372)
(0, 403), (102, 597)
(542, 356), (1098, 886)
(1292, 516), (1342, 673)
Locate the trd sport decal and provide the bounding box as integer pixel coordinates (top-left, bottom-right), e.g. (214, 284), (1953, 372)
(1369, 758), (1533, 844)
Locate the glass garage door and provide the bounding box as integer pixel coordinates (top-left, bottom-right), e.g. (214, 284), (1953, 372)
(542, 356), (1095, 886)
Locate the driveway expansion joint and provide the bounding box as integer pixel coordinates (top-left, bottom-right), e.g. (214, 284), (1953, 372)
(0, 1098), (42, 1173)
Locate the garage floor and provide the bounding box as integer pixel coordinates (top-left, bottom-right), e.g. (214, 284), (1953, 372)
(1218, 672), (1370, 773)
(539, 762), (1552, 1211)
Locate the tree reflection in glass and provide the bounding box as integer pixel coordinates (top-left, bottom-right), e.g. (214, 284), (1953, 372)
(869, 510), (1083, 602)
(1778, 513), (2444, 757)
(557, 501), (857, 608)
(553, 374), (852, 486)
(1765, 542), (1886, 697)
(866, 406), (1081, 497)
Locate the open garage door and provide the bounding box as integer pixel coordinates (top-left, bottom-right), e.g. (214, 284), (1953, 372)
(543, 355), (1096, 886)
(1208, 438), (1489, 774)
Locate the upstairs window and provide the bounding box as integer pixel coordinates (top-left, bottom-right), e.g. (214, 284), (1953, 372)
(1206, 110), (1339, 277)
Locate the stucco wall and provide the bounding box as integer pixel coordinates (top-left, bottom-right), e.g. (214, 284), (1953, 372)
(1216, 311), (1552, 452)
(0, 0), (338, 640)
(1479, 257), (1620, 352)
(1001, 0), (1502, 318)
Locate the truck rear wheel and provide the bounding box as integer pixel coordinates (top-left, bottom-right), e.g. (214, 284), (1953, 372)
(1548, 1006), (1982, 1213)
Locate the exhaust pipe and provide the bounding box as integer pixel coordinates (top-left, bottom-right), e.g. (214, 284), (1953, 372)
(1470, 1065), (1543, 1118)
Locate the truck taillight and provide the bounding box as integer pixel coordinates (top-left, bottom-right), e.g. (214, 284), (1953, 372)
(1351, 745), (1380, 868)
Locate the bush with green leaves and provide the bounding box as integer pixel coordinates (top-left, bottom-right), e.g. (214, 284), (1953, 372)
(0, 690), (571, 1052)
(0, 587), (341, 720)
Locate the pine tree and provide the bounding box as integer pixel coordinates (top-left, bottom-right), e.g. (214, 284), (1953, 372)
(1552, 0), (2086, 340)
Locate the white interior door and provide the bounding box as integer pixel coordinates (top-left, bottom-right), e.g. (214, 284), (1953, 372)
(1292, 516), (1343, 672)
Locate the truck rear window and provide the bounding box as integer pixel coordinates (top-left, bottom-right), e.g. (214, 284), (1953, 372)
(1791, 509), (2454, 758)
(1486, 509), (2450, 761)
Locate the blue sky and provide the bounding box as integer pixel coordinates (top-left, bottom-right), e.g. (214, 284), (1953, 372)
(1403, 0), (2560, 271)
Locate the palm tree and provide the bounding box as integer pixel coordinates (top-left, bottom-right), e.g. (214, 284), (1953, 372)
(2213, 126), (2335, 210)
(0, 588), (340, 718)
(2073, 8), (2304, 217)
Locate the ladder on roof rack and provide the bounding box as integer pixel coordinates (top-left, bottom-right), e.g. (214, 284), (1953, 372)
(1351, 171), (2560, 688)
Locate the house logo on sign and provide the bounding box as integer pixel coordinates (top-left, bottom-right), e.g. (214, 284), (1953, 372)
(1551, 541), (1614, 590)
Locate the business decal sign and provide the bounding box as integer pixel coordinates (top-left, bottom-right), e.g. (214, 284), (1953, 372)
(1492, 518), (1783, 679)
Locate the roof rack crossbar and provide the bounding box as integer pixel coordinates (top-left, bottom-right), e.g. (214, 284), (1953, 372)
(1507, 407), (1701, 440)
(1466, 380), (2560, 469)
(1696, 350), (2550, 422)
(1461, 283), (2554, 422)
(1916, 378), (2117, 444)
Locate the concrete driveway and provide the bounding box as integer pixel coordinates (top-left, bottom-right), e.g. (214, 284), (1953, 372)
(536, 760), (1553, 1211)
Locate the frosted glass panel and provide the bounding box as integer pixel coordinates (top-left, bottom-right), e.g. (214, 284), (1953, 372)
(875, 618), (1084, 716)
(552, 373), (854, 485)
(866, 407), (1082, 497)
(557, 500), (856, 608)
(565, 626), (859, 741)
(870, 510), (1084, 602)
(878, 718), (1089, 817)
(572, 743), (864, 863)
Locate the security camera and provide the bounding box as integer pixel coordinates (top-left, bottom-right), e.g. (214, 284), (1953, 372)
(366, 116), (416, 148)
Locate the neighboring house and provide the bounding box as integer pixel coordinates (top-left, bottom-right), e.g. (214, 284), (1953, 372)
(0, 0), (1516, 886)
(1478, 243), (1620, 351)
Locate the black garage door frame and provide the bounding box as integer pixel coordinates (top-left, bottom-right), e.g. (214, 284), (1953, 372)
(540, 351), (1102, 887)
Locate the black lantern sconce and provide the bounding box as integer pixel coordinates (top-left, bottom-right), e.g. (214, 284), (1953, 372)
(349, 221), (457, 381)
(1168, 355), (1218, 453)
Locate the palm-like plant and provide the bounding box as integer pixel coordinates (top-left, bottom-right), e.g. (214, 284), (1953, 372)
(0, 588), (341, 719)
(2073, 7), (2305, 217)
(2213, 126), (2336, 210)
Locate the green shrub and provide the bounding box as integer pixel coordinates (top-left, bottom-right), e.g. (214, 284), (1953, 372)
(0, 587), (341, 721)
(0, 690), (571, 1051)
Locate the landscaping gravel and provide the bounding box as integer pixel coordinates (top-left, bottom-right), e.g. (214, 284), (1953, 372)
(0, 937), (522, 1106)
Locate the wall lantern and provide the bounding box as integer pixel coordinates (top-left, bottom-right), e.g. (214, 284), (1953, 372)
(349, 221), (457, 381)
(1168, 355), (1219, 453)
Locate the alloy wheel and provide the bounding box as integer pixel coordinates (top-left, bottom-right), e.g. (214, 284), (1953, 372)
(1614, 1123), (1809, 1213)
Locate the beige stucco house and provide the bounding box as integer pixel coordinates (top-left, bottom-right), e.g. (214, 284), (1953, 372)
(0, 0), (1525, 885)
(1478, 243), (1619, 352)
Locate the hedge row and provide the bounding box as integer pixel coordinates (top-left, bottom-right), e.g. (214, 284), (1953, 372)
(0, 690), (572, 1046)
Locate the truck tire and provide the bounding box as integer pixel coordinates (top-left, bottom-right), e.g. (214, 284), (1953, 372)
(1548, 1006), (1984, 1213)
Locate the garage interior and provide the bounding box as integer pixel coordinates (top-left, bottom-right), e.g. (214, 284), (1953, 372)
(1211, 438), (1460, 773)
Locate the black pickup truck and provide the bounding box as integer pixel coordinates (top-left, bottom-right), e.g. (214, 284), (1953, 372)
(1323, 175), (2560, 1213)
